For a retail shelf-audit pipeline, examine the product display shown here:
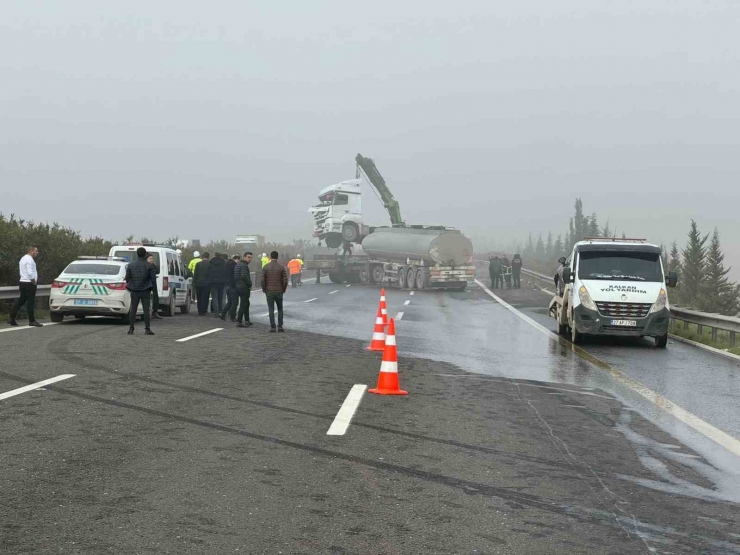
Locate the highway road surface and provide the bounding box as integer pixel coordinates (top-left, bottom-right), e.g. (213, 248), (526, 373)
(1, 277), (739, 554)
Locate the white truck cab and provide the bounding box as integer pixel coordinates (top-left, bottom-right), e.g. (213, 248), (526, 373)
(552, 238), (678, 347)
(309, 179), (368, 248)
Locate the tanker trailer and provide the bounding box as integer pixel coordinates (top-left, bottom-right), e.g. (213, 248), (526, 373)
(359, 226), (475, 290)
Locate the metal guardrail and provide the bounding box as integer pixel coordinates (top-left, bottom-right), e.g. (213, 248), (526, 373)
(0, 285), (51, 300)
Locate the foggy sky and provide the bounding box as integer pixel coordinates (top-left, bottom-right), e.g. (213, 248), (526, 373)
(1, 1), (739, 273)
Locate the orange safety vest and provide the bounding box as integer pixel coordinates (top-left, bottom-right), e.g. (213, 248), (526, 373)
(287, 259), (302, 275)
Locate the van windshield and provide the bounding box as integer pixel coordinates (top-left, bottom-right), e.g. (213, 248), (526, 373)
(112, 250), (160, 274)
(578, 251), (663, 282)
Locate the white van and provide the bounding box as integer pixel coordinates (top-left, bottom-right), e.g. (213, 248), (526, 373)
(108, 244), (191, 316)
(550, 238), (678, 348)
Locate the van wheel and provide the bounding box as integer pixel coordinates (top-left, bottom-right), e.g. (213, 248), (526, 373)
(571, 324), (583, 344)
(558, 322), (568, 335)
(180, 293), (191, 314)
(162, 293), (175, 316)
(655, 333), (668, 349)
(50, 312), (64, 323)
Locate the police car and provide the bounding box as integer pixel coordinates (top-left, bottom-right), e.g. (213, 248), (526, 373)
(49, 256), (145, 323)
(108, 244), (191, 316)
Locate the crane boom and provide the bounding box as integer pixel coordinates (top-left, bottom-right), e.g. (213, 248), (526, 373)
(355, 153), (405, 227)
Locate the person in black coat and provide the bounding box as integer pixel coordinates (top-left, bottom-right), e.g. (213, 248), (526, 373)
(234, 252), (253, 327)
(193, 252), (211, 315)
(208, 253), (228, 315)
(125, 246), (156, 335)
(219, 255), (240, 322)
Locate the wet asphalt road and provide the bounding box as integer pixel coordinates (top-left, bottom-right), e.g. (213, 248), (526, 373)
(1, 280), (739, 553)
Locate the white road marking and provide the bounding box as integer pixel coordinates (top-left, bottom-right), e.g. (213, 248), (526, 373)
(329, 290), (339, 295)
(260, 312), (270, 317)
(0, 323), (59, 334)
(346, 284), (351, 288)
(327, 384), (367, 436)
(395, 312), (404, 321)
(0, 374), (75, 401)
(474, 279), (740, 458)
(176, 328), (223, 342)
(304, 298), (318, 303)
(410, 291), (415, 296)
(404, 300), (411, 306)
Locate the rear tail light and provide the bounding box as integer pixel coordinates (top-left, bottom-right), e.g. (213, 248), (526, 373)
(52, 280), (68, 288)
(162, 277), (169, 291)
(105, 282), (127, 291)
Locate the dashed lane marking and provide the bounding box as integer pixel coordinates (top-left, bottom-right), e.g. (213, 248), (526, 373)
(304, 298), (318, 303)
(326, 384), (367, 436)
(474, 278), (740, 458)
(410, 291), (415, 296)
(346, 285), (351, 288)
(404, 300), (411, 306)
(176, 328), (224, 343)
(329, 290), (339, 295)
(395, 312), (404, 321)
(0, 374), (75, 401)
(0, 323), (59, 334)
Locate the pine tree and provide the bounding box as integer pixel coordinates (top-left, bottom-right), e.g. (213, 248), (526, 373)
(668, 241), (681, 274)
(535, 233), (546, 271)
(588, 214), (599, 237)
(680, 220), (708, 308)
(660, 244), (668, 270)
(600, 220), (612, 238)
(545, 231), (554, 261)
(553, 235), (564, 257)
(699, 229), (739, 315)
(523, 234), (535, 262)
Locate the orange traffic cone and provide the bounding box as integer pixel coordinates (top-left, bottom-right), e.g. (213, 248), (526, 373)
(369, 319), (408, 395)
(366, 306), (386, 352)
(379, 288), (389, 327)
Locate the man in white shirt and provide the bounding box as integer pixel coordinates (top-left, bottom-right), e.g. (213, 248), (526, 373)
(7, 245), (42, 327)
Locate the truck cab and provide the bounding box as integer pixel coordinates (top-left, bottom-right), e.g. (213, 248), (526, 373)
(309, 179), (367, 248)
(554, 239), (678, 348)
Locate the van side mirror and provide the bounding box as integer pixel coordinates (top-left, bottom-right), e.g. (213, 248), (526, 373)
(562, 268), (572, 283)
(558, 257), (566, 265)
(666, 271), (678, 288)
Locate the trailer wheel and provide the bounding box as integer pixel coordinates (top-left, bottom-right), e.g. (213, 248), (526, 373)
(415, 268), (428, 290)
(329, 271), (343, 284)
(406, 268), (416, 289)
(396, 266), (406, 288)
(370, 264), (385, 284)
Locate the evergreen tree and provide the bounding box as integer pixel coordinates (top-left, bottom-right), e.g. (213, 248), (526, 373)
(660, 244), (668, 270)
(600, 220), (612, 238)
(699, 229), (739, 315)
(545, 231), (554, 261)
(588, 213), (599, 237)
(523, 234), (535, 262)
(668, 241), (681, 274)
(553, 235), (564, 258)
(680, 220), (708, 308)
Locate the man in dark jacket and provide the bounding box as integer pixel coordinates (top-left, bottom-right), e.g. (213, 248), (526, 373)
(193, 252), (211, 315)
(233, 252), (253, 327)
(208, 252), (227, 315)
(511, 254), (523, 289)
(261, 250), (288, 332)
(488, 256), (502, 289)
(125, 247), (156, 335)
(219, 255), (240, 322)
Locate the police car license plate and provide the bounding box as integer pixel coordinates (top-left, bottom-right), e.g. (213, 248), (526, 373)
(611, 319), (636, 327)
(74, 299), (99, 306)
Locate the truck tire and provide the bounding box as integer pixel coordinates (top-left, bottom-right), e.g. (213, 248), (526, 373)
(415, 268), (428, 290)
(406, 267), (416, 289)
(329, 271), (343, 284)
(50, 312), (64, 323)
(370, 264), (385, 284)
(324, 233), (343, 249)
(655, 333), (668, 349)
(342, 223), (359, 243)
(395, 266), (406, 289)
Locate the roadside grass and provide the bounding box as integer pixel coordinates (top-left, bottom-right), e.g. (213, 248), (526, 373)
(0, 298), (50, 322)
(669, 320), (740, 356)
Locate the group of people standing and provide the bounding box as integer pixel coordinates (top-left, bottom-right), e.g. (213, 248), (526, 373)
(488, 253), (523, 289)
(188, 250), (289, 332)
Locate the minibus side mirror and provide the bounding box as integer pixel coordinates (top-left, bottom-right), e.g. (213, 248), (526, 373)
(666, 271), (678, 288)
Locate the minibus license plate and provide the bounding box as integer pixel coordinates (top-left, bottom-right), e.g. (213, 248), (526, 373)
(611, 319), (636, 327)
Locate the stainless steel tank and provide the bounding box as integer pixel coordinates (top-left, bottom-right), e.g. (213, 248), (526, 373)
(361, 227), (473, 267)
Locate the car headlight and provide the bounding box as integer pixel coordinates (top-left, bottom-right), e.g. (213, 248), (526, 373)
(578, 286), (597, 311)
(649, 289), (667, 313)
